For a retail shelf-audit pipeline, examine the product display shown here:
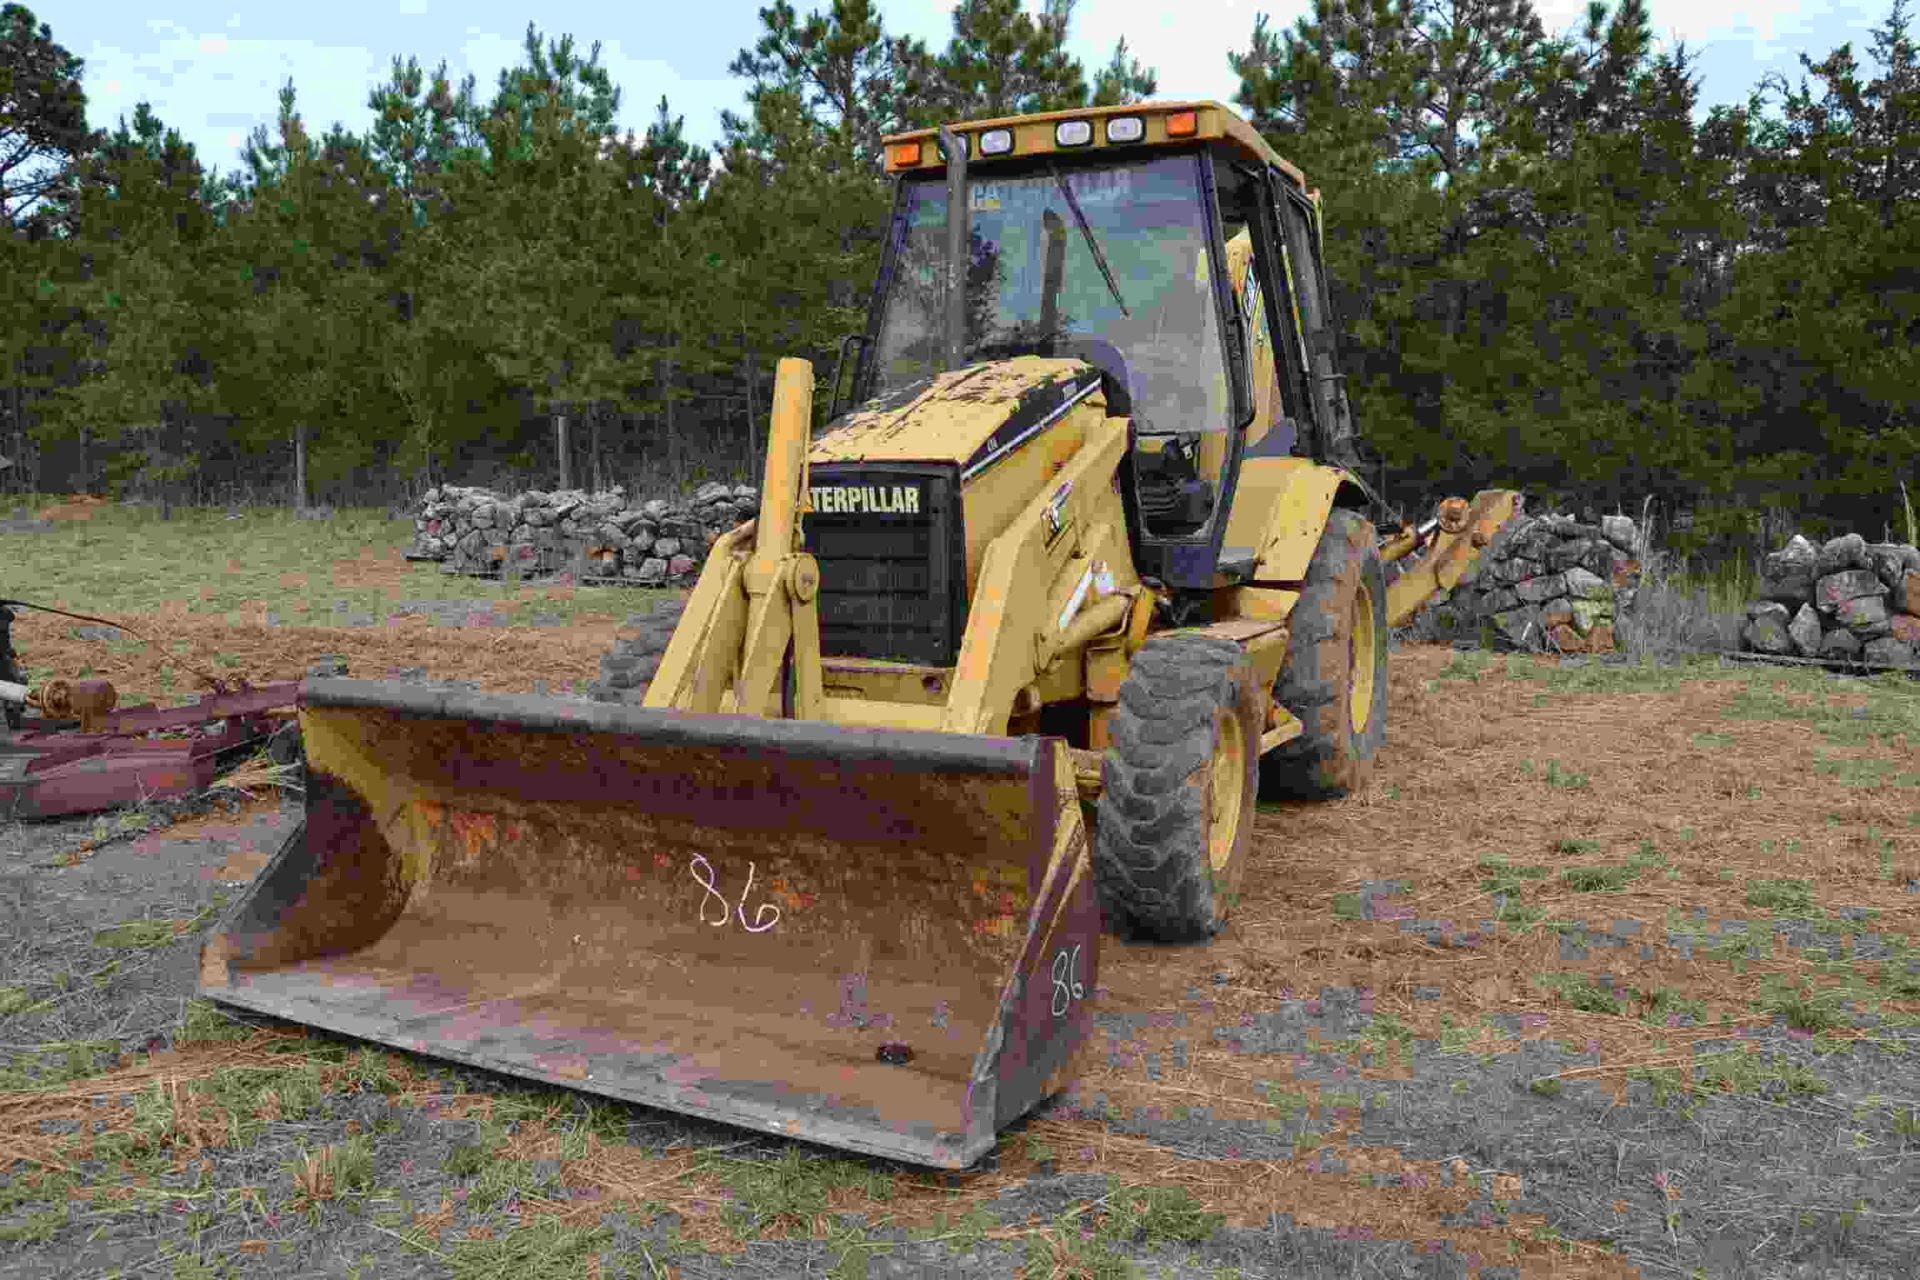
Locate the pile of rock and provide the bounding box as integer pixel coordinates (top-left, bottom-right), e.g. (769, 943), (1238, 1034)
(407, 482), (759, 586)
(1742, 534), (1920, 667)
(1417, 510), (1642, 654)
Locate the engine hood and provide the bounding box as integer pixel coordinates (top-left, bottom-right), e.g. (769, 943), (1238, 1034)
(811, 357), (1105, 479)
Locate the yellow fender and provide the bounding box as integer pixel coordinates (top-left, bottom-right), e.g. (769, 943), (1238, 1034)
(1225, 457), (1369, 583)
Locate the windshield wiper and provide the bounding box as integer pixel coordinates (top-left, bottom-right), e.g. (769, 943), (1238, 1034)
(1047, 161), (1129, 317)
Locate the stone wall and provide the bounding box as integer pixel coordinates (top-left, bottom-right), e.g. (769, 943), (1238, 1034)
(1412, 508), (1643, 654)
(1742, 534), (1920, 668)
(407, 483), (759, 585)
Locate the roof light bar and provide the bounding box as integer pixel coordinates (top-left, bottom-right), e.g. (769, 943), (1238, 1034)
(978, 128), (1013, 156)
(1105, 116), (1144, 144)
(1054, 119), (1092, 147)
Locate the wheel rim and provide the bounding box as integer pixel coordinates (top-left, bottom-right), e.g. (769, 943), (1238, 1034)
(1207, 708), (1247, 873)
(1349, 577), (1378, 737)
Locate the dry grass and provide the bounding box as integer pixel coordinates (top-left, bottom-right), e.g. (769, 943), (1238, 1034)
(10, 611), (625, 707)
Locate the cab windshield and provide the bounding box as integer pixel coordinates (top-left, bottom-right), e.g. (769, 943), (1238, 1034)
(866, 153), (1232, 436)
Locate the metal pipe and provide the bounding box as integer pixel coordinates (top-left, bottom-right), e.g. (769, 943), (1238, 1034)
(940, 125), (969, 372)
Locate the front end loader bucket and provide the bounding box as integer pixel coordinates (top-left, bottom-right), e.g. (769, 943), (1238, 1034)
(199, 680), (1099, 1169)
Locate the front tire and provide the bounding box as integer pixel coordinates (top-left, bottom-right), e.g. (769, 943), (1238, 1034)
(1092, 633), (1263, 942)
(1260, 507), (1388, 800)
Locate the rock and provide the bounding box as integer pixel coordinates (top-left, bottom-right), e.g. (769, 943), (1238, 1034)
(1599, 514), (1636, 551)
(1761, 536), (1819, 604)
(668, 554), (697, 579)
(654, 537), (682, 559)
(1545, 539), (1599, 572)
(1570, 598), (1614, 633)
(1548, 623), (1586, 653)
(659, 517), (702, 541)
(694, 481), (733, 506)
(1866, 544), (1911, 589)
(626, 527), (655, 554)
(1896, 570), (1920, 614)
(594, 522), (631, 550)
(1588, 621), (1616, 652)
(1815, 568), (1888, 613)
(523, 506), (556, 528)
(1480, 586), (1522, 615)
(1743, 611), (1794, 654)
(1817, 532), (1870, 576)
(1820, 628), (1862, 659)
(642, 498), (672, 520)
(1486, 557), (1542, 586)
(1747, 600), (1790, 623)
(1514, 572), (1567, 604)
(1863, 637), (1917, 669)
(307, 654), (350, 678)
(1563, 567), (1611, 601)
(633, 556), (669, 585)
(1492, 607), (1543, 650)
(1789, 604), (1823, 656)
(1892, 613), (1920, 646)
(1542, 600), (1575, 629)
(1835, 594), (1892, 635)
(732, 484), (758, 502)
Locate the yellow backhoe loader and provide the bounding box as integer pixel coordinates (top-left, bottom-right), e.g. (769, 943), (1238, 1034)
(200, 101), (1517, 1169)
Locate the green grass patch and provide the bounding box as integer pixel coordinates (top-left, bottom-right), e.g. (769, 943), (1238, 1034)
(1641, 988), (1708, 1025)
(1543, 760), (1590, 790)
(177, 999), (259, 1044)
(1437, 651), (1493, 681)
(1257, 1083), (1308, 1118)
(1331, 892), (1364, 920)
(1550, 837), (1599, 856)
(91, 918), (194, 949)
(1746, 877), (1817, 916)
(439, 1218), (619, 1280)
(1692, 731), (1735, 748)
(1754, 974), (1855, 1032)
(1479, 858), (1550, 923)
(698, 1148), (895, 1234)
(1722, 673), (1920, 748)
(1535, 972), (1624, 1015)
(1100, 1183), (1226, 1247)
(1501, 652), (1727, 695)
(1560, 865), (1635, 893)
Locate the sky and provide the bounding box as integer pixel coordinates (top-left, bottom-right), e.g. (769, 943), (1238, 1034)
(49, 0), (1900, 181)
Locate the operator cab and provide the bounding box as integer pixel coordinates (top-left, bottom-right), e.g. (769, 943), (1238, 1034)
(845, 102), (1355, 592)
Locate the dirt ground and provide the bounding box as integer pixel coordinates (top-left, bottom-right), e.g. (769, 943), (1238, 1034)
(4, 591), (1920, 1277)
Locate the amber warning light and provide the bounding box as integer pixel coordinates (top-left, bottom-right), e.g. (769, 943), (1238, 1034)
(1166, 110), (1198, 137)
(888, 141), (922, 168)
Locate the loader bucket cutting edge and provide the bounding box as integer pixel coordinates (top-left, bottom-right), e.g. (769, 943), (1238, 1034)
(198, 679), (1099, 1168)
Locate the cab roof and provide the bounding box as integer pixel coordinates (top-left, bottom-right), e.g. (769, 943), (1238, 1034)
(879, 100), (1308, 193)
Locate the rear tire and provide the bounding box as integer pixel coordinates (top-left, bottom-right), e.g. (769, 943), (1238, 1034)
(1092, 633), (1262, 942)
(587, 596), (689, 705)
(1260, 507), (1388, 800)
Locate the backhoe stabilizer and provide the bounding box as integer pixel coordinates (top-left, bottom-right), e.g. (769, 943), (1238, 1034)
(1380, 489), (1523, 628)
(198, 679), (1100, 1168)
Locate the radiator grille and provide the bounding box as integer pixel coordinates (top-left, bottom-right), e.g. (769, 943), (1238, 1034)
(802, 465), (966, 666)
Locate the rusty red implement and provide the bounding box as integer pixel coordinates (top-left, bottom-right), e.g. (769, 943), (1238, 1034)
(0, 681), (297, 819)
